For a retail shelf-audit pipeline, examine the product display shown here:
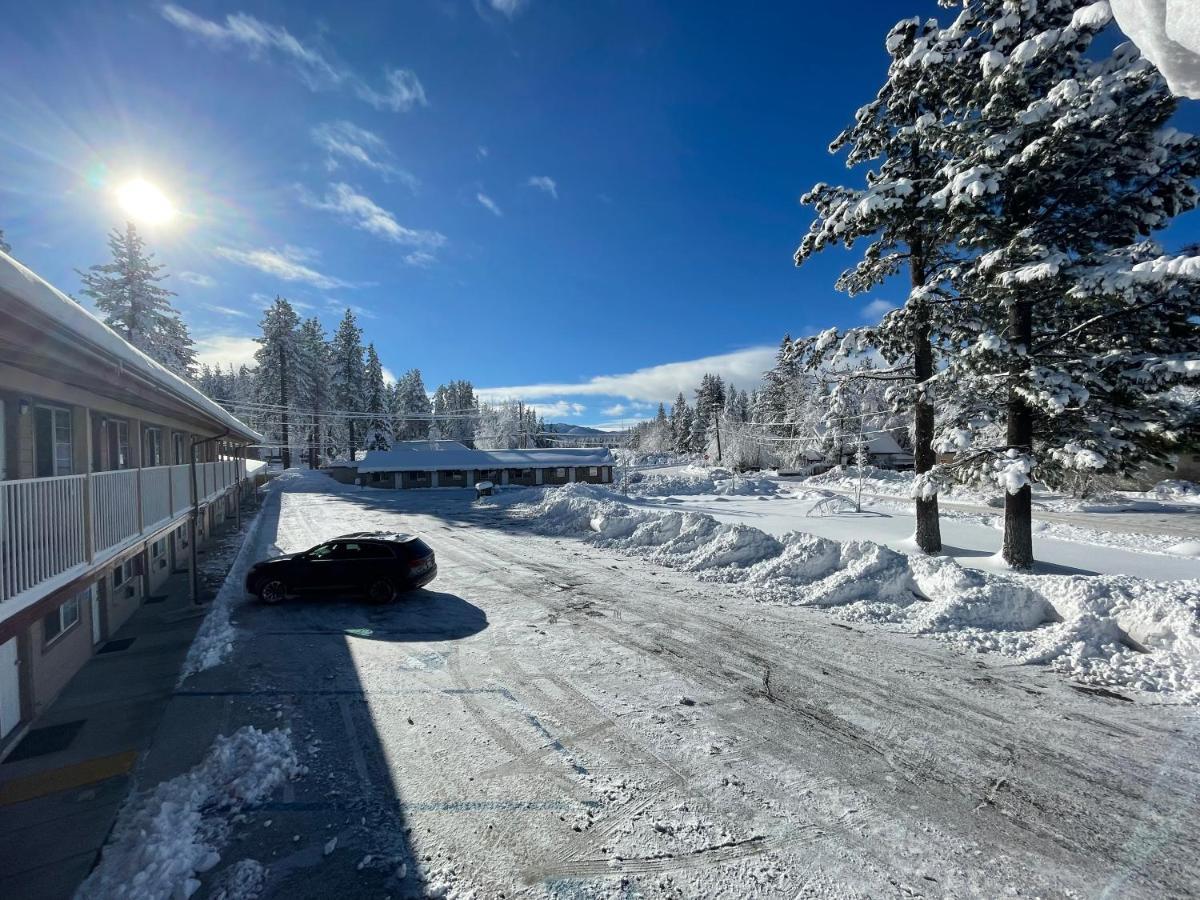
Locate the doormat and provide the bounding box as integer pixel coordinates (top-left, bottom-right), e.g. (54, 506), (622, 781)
(98, 638), (136, 654)
(5, 720), (86, 762)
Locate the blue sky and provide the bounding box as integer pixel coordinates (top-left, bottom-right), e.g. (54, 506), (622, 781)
(3, 2), (1199, 428)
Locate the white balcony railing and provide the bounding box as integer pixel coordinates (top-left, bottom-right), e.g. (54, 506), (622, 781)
(0, 458), (250, 604)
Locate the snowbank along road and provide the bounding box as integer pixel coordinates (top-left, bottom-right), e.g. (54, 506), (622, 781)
(116, 470), (1199, 898)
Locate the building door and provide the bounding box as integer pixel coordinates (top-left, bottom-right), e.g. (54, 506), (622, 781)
(90, 584), (103, 645)
(0, 636), (20, 740)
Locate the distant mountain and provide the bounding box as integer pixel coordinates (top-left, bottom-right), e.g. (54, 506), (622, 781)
(542, 423), (609, 435)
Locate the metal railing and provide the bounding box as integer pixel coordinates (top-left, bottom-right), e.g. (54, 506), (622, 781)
(0, 457), (249, 604)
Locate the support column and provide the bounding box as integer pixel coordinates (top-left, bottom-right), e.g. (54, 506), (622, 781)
(535, 468), (543, 486)
(431, 470), (440, 488)
(568, 468), (576, 483)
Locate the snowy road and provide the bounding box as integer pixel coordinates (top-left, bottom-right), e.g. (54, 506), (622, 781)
(161, 472), (1200, 898)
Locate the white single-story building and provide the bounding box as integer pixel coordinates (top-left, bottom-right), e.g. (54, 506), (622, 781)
(346, 441), (616, 488)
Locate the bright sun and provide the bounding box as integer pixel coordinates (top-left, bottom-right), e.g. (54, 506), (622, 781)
(115, 178), (176, 226)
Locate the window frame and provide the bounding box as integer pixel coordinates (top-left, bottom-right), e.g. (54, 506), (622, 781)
(144, 427), (163, 467)
(44, 593), (82, 646)
(34, 404), (73, 477)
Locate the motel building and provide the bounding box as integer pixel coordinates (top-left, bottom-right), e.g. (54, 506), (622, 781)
(0, 252), (260, 755)
(345, 440), (616, 489)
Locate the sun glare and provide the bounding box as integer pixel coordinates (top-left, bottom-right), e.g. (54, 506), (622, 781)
(115, 178), (176, 226)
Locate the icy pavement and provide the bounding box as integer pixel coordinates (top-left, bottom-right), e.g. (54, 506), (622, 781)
(138, 470), (1200, 898)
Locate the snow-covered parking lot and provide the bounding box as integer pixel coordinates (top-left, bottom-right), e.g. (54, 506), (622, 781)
(95, 469), (1200, 898)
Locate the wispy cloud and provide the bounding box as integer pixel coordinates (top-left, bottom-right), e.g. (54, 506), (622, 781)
(194, 334), (259, 369)
(299, 183), (446, 250)
(178, 271), (216, 287)
(861, 298), (897, 321)
(476, 192), (503, 217)
(526, 175), (557, 199)
(477, 346), (777, 405)
(485, 0), (529, 19)
(311, 121), (418, 190)
(204, 304), (250, 318)
(404, 250), (437, 268)
(477, 145), (489, 159)
(324, 298), (377, 320)
(160, 5), (428, 111)
(214, 245), (354, 290)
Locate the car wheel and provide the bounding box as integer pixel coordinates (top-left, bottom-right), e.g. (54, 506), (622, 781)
(258, 578), (287, 605)
(367, 578), (397, 604)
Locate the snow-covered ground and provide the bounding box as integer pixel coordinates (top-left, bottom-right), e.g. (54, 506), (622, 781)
(128, 469), (1200, 898)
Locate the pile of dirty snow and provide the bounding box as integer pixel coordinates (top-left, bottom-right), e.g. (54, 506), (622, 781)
(78, 726), (301, 900)
(511, 484), (1200, 701)
(626, 465), (779, 497)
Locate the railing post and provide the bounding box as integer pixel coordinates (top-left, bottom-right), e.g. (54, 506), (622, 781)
(135, 467), (144, 535)
(83, 471), (95, 563)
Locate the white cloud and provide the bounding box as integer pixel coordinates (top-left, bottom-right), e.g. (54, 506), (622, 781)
(404, 250), (437, 268)
(477, 345), (777, 405)
(528, 400), (586, 418)
(311, 121), (418, 189)
(526, 175), (557, 199)
(300, 183), (446, 248)
(178, 271), (216, 287)
(324, 298), (377, 320)
(204, 304), (251, 318)
(160, 5), (428, 111)
(861, 298), (897, 321)
(214, 245), (354, 290)
(487, 0), (529, 18)
(477, 145), (489, 159)
(476, 192), (503, 217)
(602, 403), (627, 416)
(194, 334), (259, 369)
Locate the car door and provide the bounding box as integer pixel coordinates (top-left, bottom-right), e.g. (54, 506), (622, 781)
(296, 542), (342, 595)
(327, 541), (371, 596)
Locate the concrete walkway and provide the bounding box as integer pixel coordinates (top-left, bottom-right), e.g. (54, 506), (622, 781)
(0, 508), (256, 900)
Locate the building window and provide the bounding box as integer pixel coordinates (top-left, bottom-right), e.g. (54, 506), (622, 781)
(112, 558), (136, 589)
(152, 538), (167, 560)
(144, 428), (163, 467)
(34, 405), (73, 477)
(589, 467), (599, 476)
(44, 593), (81, 645)
(555, 468), (566, 477)
(173, 433), (186, 465)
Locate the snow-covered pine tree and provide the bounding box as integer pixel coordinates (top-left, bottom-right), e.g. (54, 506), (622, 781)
(329, 309), (366, 460)
(254, 297), (301, 468)
(793, 10), (985, 553)
(78, 222), (197, 378)
(926, 0), (1200, 567)
(296, 317), (332, 467)
(393, 369), (432, 442)
(363, 344), (391, 451)
(669, 393), (693, 456)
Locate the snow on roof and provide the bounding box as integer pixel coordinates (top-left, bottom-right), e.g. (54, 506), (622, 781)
(811, 425), (908, 456)
(0, 250), (261, 443)
(358, 442), (615, 473)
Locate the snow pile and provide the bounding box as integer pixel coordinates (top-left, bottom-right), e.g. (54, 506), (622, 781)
(78, 727), (300, 900)
(511, 485), (1200, 701)
(626, 465), (779, 497)
(1148, 479), (1200, 504)
(180, 482), (274, 682)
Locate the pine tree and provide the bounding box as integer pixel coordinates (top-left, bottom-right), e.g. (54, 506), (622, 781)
(669, 393), (693, 455)
(329, 309), (366, 460)
(78, 222), (196, 378)
(254, 297), (301, 468)
(392, 369), (432, 441)
(793, 11), (981, 553)
(297, 317), (332, 467)
(924, 0), (1200, 567)
(363, 344), (391, 451)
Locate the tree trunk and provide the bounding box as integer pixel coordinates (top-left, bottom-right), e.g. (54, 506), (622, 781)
(279, 350), (291, 470)
(910, 250), (942, 553)
(1002, 300), (1034, 569)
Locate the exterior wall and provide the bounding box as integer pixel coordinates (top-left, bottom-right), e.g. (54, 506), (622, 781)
(542, 466), (571, 485)
(437, 469), (468, 487)
(507, 468), (536, 486)
(148, 537), (172, 591)
(575, 466), (606, 485)
(364, 472), (396, 489)
(27, 588), (95, 720)
(402, 471), (433, 489)
(324, 466), (359, 485)
(473, 469), (502, 487)
(107, 559), (143, 635)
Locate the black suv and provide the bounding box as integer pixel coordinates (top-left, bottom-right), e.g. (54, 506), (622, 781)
(246, 532), (437, 604)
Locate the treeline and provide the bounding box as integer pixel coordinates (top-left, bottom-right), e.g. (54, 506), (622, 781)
(196, 296), (559, 464)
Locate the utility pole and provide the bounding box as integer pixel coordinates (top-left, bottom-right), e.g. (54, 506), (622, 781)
(713, 412), (723, 466)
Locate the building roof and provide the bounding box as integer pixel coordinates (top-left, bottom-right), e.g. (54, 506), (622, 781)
(0, 250), (261, 443)
(357, 441), (615, 473)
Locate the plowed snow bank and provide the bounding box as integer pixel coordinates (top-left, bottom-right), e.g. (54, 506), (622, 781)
(512, 484), (1200, 702)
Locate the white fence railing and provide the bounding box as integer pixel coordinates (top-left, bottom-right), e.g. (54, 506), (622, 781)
(0, 458), (250, 604)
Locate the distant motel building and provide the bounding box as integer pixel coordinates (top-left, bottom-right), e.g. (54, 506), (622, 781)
(0, 252), (260, 753)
